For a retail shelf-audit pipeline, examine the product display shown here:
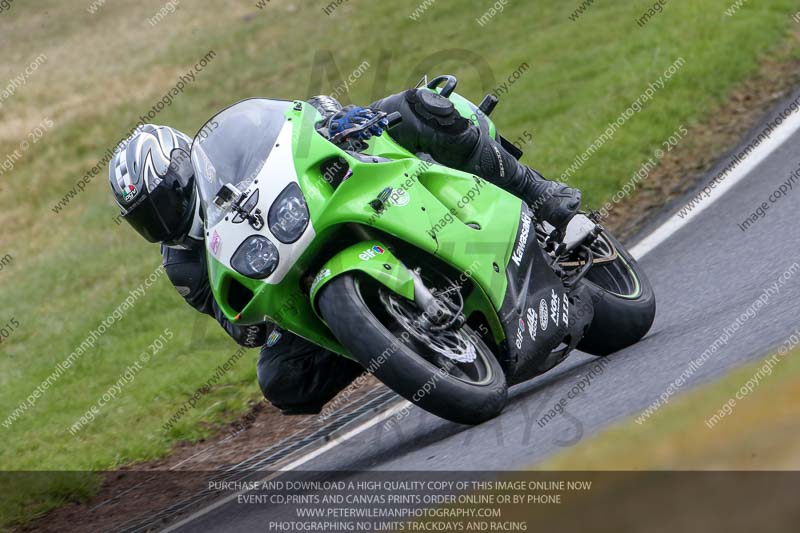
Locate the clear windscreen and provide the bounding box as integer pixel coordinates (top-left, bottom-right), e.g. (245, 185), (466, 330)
(191, 98), (291, 227)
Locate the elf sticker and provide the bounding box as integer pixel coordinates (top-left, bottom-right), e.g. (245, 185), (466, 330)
(359, 245), (386, 261)
(515, 318), (525, 350)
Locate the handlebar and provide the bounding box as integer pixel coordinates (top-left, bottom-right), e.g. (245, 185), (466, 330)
(426, 75), (458, 97)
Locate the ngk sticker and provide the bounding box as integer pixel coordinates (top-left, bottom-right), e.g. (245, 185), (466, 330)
(550, 289), (560, 328)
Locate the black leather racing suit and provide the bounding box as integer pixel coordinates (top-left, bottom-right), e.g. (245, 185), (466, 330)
(163, 89), (580, 415)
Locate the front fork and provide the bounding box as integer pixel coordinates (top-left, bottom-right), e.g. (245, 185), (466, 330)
(408, 268), (470, 335)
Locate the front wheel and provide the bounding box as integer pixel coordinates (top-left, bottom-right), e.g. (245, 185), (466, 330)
(318, 274), (507, 425)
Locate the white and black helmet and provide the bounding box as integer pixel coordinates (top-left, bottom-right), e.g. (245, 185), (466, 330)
(110, 124), (201, 247)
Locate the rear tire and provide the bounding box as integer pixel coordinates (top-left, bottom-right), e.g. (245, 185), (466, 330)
(318, 274), (507, 425)
(576, 231), (656, 356)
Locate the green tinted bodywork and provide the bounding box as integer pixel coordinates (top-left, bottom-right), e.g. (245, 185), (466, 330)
(207, 98), (521, 356)
(308, 241), (415, 312)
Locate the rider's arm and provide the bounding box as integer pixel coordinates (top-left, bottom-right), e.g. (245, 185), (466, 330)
(161, 245), (267, 348)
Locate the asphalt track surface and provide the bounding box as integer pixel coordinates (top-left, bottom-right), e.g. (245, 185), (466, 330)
(169, 91), (800, 532)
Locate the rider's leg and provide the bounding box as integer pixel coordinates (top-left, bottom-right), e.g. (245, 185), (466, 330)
(256, 329), (364, 415)
(371, 89), (580, 229)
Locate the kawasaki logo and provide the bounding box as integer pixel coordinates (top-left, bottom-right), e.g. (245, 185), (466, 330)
(511, 213), (532, 267)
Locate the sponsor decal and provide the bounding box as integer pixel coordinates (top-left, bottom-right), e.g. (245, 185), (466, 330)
(515, 320), (525, 350)
(359, 245), (386, 261)
(310, 268), (332, 294)
(390, 188), (410, 207)
(526, 306), (538, 342)
(210, 230), (222, 256)
(266, 330), (282, 347)
(123, 184), (137, 202)
(511, 212), (532, 267)
(550, 289), (561, 328)
(562, 293), (570, 327)
(539, 299), (549, 331)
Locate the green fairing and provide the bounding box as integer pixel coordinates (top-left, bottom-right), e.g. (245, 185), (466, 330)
(308, 241), (415, 310)
(207, 98), (521, 358)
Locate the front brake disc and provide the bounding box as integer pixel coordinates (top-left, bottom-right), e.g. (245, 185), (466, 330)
(379, 290), (477, 364)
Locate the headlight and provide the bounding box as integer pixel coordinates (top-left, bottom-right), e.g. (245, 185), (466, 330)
(231, 235), (279, 279)
(268, 183), (309, 243)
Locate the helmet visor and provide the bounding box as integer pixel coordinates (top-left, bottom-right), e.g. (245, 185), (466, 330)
(122, 153), (196, 243)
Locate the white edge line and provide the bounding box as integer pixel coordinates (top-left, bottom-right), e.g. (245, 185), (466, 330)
(630, 109), (800, 259)
(161, 401), (410, 532)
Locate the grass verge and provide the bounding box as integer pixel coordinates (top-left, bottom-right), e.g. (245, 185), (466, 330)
(540, 346), (800, 470)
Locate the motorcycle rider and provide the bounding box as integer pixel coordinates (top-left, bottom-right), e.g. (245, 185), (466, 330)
(108, 87), (581, 416)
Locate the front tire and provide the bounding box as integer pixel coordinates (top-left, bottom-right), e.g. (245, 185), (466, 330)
(318, 274), (507, 425)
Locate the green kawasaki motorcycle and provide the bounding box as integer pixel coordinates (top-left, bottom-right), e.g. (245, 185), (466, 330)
(190, 77), (656, 425)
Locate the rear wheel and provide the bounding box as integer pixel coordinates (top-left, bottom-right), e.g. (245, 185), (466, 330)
(318, 273), (507, 425)
(571, 230), (656, 356)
